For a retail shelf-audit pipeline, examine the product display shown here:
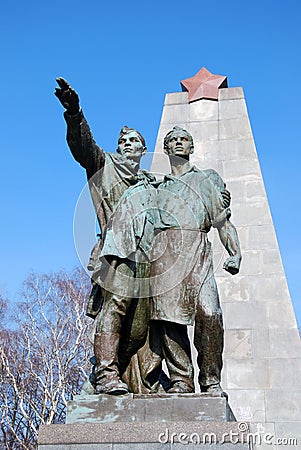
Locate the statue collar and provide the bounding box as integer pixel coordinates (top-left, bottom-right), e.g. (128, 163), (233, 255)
(164, 164), (199, 181)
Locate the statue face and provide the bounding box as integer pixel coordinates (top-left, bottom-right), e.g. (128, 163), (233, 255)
(165, 130), (193, 156)
(117, 131), (146, 160)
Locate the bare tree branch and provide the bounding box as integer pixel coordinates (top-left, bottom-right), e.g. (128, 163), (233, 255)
(0, 267), (93, 449)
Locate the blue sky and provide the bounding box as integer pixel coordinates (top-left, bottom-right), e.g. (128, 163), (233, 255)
(1, 0), (301, 326)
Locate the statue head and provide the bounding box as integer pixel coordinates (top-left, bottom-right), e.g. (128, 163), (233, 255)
(163, 126), (194, 156)
(117, 126), (147, 160)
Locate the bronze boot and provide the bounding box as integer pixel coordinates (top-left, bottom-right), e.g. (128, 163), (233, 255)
(94, 332), (129, 395)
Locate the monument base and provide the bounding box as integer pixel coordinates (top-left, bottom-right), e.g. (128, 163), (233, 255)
(66, 393), (236, 424)
(38, 394), (251, 449)
(38, 421), (252, 449)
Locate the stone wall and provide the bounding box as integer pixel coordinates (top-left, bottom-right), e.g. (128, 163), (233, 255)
(150, 87), (301, 449)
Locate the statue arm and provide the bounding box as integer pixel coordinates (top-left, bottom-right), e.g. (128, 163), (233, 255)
(204, 169), (231, 208)
(217, 220), (242, 275)
(55, 77), (105, 174)
(203, 169), (240, 273)
(64, 109), (105, 174)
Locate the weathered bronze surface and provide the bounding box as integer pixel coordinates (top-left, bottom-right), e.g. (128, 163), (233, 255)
(55, 78), (158, 395)
(150, 127), (241, 395)
(100, 126), (241, 395)
(56, 79), (241, 397)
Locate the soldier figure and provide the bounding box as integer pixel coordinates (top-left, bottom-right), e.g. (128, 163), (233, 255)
(150, 126), (241, 395)
(55, 78), (154, 395)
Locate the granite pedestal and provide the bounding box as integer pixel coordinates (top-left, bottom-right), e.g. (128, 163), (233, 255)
(39, 394), (251, 449)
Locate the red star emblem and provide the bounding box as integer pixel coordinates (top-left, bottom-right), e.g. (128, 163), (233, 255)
(181, 67), (227, 102)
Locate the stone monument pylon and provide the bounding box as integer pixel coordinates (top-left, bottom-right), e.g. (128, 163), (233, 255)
(38, 69), (300, 450)
(151, 66), (301, 447)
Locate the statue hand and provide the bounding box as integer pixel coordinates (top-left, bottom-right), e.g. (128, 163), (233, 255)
(54, 77), (80, 115)
(221, 189), (231, 208)
(223, 254), (241, 275)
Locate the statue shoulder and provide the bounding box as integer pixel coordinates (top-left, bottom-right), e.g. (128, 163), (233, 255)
(202, 168), (226, 190)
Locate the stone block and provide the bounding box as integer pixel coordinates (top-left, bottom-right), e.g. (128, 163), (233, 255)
(211, 138), (257, 164)
(203, 139), (257, 162)
(193, 155), (224, 177)
(223, 158), (261, 181)
(224, 329), (252, 359)
(232, 202), (271, 227)
(38, 422), (252, 448)
(191, 141), (208, 159)
(164, 92), (188, 105)
(254, 275), (290, 302)
(251, 329), (270, 359)
(191, 141), (208, 160)
(189, 151), (205, 167)
(218, 99), (248, 120)
(151, 155), (170, 178)
(248, 422), (277, 450)
(39, 446), (113, 450)
(269, 358), (301, 389)
(237, 251), (263, 276)
(218, 87), (244, 101)
(245, 180), (267, 201)
(161, 104), (188, 124)
(171, 445), (249, 450)
(167, 396), (230, 422)
(266, 301), (297, 329)
(203, 140), (233, 162)
(223, 302), (268, 329)
(66, 394), (144, 424)
(275, 422), (301, 450)
(235, 139), (258, 160)
(38, 447), (62, 450)
(219, 118), (252, 140)
(269, 329), (301, 358)
(143, 396), (173, 422)
(66, 394), (235, 425)
(235, 226), (248, 249)
(188, 99), (218, 121)
(224, 181), (247, 202)
(226, 389), (266, 422)
(114, 445), (167, 449)
(225, 359), (270, 389)
(39, 446), (111, 450)
(188, 121), (219, 142)
(216, 276), (250, 302)
(266, 390), (301, 422)
(246, 225), (278, 251)
(262, 249), (284, 275)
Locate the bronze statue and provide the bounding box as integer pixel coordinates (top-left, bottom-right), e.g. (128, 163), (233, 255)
(97, 126), (239, 396)
(150, 126), (241, 395)
(56, 77), (239, 397)
(55, 78), (156, 395)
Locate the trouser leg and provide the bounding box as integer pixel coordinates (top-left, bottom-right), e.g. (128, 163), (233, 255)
(194, 273), (224, 392)
(93, 290), (133, 394)
(94, 331), (129, 394)
(160, 321), (194, 392)
(93, 256), (150, 394)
